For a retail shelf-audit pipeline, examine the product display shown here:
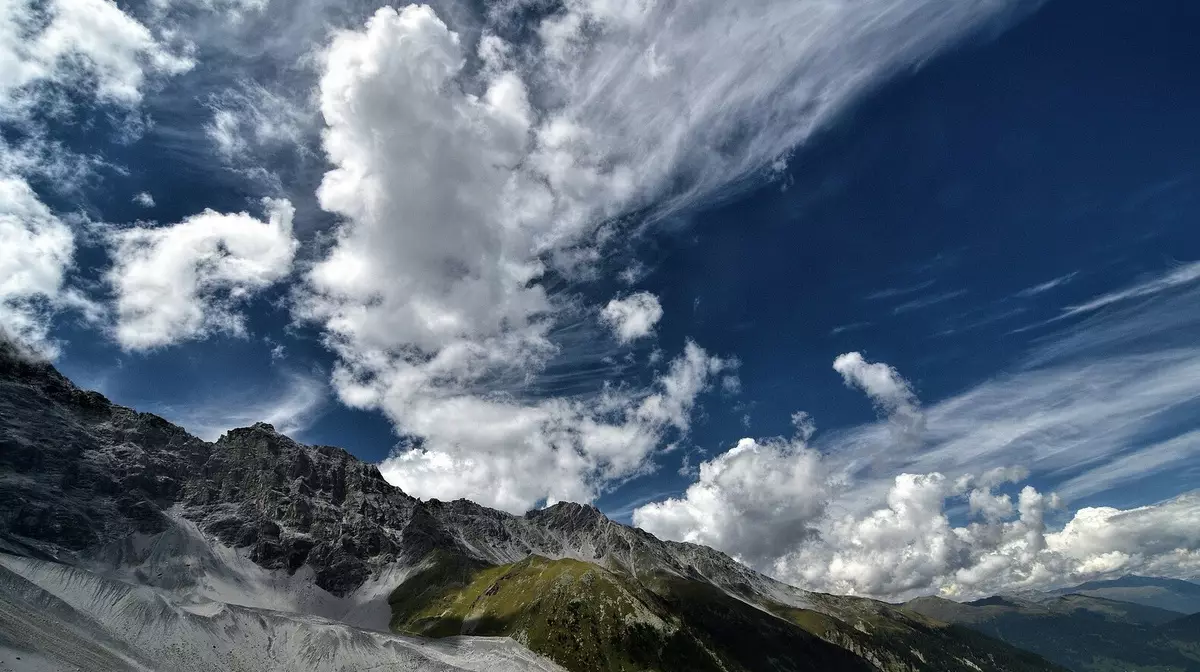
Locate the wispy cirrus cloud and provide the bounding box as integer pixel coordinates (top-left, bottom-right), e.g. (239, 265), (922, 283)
(638, 262), (1200, 599)
(823, 273), (1200, 512)
(1016, 271), (1077, 297)
(892, 288), (969, 314)
(1063, 261), (1200, 317)
(1055, 430), (1200, 502)
(864, 279), (936, 301)
(152, 367), (328, 441)
(830, 321), (872, 336)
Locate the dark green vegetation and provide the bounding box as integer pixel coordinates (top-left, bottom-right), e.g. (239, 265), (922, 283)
(389, 551), (1070, 672)
(775, 595), (1067, 672)
(904, 593), (1200, 672)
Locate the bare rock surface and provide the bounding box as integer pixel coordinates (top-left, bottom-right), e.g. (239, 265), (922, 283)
(0, 337), (785, 604)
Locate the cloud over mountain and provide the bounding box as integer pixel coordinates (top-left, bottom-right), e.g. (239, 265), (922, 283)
(0, 177), (79, 356)
(3, 0), (1197, 609)
(638, 337), (1200, 600)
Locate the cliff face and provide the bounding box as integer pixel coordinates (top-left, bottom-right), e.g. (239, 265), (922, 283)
(1, 343), (207, 556)
(0, 339), (773, 600)
(0, 342), (423, 596)
(0, 341), (1069, 672)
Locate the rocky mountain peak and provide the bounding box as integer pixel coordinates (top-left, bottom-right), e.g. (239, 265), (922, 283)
(525, 501), (610, 529)
(0, 334), (110, 413)
(218, 421), (284, 441)
(0, 344), (774, 599)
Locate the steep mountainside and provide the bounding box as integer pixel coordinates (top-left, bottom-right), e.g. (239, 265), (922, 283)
(1162, 612), (1200, 644)
(904, 594), (1200, 672)
(914, 594), (1185, 626)
(0, 340), (1068, 672)
(1040, 575), (1200, 615)
(0, 553), (563, 672)
(389, 554), (871, 672)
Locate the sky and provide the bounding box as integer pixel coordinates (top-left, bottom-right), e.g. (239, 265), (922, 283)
(3, 0), (1200, 602)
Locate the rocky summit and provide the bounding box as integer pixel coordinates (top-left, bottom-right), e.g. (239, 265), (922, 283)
(0, 339), (1069, 672)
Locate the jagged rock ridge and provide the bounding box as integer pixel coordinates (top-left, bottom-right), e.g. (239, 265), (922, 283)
(0, 338), (785, 601)
(0, 340), (1070, 672)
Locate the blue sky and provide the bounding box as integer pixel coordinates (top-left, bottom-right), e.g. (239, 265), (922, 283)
(5, 0), (1200, 599)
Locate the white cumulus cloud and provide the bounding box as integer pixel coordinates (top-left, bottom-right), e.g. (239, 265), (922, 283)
(637, 430), (1200, 601)
(0, 0), (193, 114)
(0, 0), (195, 355)
(0, 176), (82, 356)
(638, 284), (1200, 600)
(376, 340), (730, 513)
(833, 351), (919, 416)
(293, 6), (733, 513)
(107, 198), (297, 350)
(776, 474), (1200, 601)
(633, 433), (829, 566)
(302, 5), (553, 360)
(833, 351), (925, 446)
(775, 470), (1060, 599)
(297, 0), (1028, 514)
(601, 292), (664, 343)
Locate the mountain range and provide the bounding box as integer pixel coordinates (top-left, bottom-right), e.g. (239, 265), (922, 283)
(0, 337), (1145, 672)
(904, 578), (1200, 671)
(1037, 575), (1200, 615)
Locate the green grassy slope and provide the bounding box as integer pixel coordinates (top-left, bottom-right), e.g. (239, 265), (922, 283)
(390, 554), (870, 672)
(389, 552), (1068, 672)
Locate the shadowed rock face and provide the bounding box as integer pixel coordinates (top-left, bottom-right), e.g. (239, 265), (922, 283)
(1, 342), (207, 555)
(1, 341), (426, 596)
(183, 424), (428, 595)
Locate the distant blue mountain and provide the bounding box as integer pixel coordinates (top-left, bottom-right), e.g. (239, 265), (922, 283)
(905, 590), (1200, 672)
(1045, 575), (1200, 615)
